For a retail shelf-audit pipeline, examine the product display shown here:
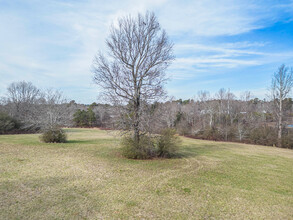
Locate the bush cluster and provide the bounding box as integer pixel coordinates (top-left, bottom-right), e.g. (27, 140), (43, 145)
(282, 133), (293, 149)
(194, 127), (236, 141)
(121, 135), (156, 159)
(195, 127), (221, 141)
(0, 112), (20, 134)
(73, 108), (97, 127)
(247, 126), (278, 146)
(121, 128), (181, 159)
(191, 125), (293, 149)
(156, 128), (181, 158)
(40, 127), (67, 143)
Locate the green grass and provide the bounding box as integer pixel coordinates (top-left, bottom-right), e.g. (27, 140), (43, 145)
(0, 128), (292, 219)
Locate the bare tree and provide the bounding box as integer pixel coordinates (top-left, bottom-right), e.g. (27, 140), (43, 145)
(216, 88), (226, 114)
(92, 11), (174, 147)
(39, 89), (68, 128)
(160, 98), (180, 128)
(236, 91), (254, 141)
(270, 64), (293, 147)
(197, 90), (211, 129)
(2, 82), (69, 131)
(5, 81), (41, 118)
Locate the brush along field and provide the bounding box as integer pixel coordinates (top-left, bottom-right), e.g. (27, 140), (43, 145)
(0, 128), (292, 219)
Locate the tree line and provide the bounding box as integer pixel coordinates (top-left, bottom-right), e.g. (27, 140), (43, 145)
(152, 90), (292, 148)
(0, 81), (291, 148)
(0, 82), (113, 133)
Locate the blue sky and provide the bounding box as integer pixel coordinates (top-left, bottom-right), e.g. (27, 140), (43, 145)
(0, 0), (293, 103)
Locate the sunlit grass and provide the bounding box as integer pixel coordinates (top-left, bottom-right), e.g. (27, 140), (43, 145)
(0, 128), (292, 219)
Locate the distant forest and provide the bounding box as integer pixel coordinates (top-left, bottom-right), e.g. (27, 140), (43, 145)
(0, 82), (292, 148)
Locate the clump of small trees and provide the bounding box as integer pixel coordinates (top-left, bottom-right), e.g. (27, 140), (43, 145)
(73, 107), (97, 127)
(1, 81), (70, 131)
(121, 128), (181, 159)
(0, 81), (69, 143)
(0, 112), (20, 134)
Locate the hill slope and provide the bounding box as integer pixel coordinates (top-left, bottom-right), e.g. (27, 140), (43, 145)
(0, 128), (292, 219)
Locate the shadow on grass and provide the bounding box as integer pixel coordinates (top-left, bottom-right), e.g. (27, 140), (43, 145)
(66, 139), (114, 145)
(64, 128), (90, 133)
(110, 143), (226, 161)
(66, 140), (93, 144)
(178, 144), (226, 158)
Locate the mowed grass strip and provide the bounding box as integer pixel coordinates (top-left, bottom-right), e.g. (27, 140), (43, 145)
(0, 128), (292, 219)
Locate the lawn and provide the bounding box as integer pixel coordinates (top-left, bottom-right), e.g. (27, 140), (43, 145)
(0, 128), (292, 219)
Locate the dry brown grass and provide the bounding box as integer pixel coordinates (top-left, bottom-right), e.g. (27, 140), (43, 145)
(0, 128), (292, 219)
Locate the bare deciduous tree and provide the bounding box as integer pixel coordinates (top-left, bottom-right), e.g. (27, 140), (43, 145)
(92, 11), (174, 146)
(270, 64), (293, 147)
(2, 82), (69, 130)
(40, 89), (68, 128)
(6, 81), (41, 117)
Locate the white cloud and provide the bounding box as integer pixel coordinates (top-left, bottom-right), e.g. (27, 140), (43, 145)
(157, 0), (278, 36)
(169, 41), (293, 80)
(0, 0), (292, 102)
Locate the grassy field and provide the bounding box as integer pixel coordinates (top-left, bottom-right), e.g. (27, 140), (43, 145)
(0, 128), (292, 219)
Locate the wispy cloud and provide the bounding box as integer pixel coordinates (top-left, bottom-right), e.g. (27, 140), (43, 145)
(0, 0), (292, 102)
(158, 0), (292, 36)
(169, 41), (293, 80)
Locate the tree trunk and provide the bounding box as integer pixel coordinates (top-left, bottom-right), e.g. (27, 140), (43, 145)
(225, 115), (228, 141)
(278, 98), (282, 147)
(133, 97), (140, 147)
(209, 113), (213, 128)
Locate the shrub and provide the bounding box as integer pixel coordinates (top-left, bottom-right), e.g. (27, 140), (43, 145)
(0, 112), (20, 134)
(176, 120), (192, 136)
(73, 107), (97, 127)
(195, 127), (222, 141)
(121, 129), (181, 159)
(121, 134), (155, 159)
(40, 127), (67, 143)
(204, 127), (222, 141)
(248, 126), (277, 146)
(156, 128), (181, 158)
(282, 130), (293, 149)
